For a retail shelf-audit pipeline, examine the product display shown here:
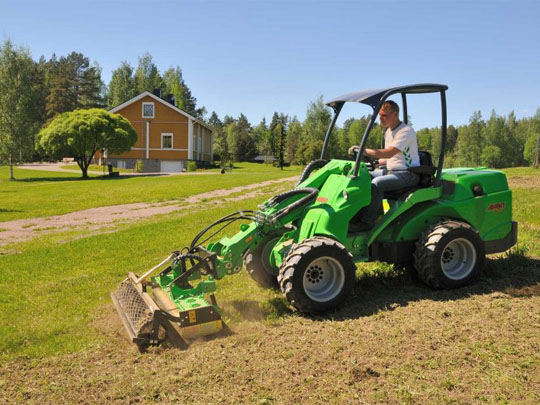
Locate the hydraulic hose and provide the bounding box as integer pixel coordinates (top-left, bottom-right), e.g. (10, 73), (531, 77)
(295, 159), (328, 186)
(268, 187), (319, 222)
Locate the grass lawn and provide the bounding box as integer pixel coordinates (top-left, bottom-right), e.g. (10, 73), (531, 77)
(0, 162), (302, 221)
(0, 166), (538, 403)
(0, 194), (280, 360)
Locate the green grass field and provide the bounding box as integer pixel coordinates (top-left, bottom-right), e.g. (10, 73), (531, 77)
(0, 165), (538, 403)
(0, 163), (301, 221)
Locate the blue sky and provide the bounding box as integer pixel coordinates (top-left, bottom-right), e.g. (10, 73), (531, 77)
(1, 0), (539, 128)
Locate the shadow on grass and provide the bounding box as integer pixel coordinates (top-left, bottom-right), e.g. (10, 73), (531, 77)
(0, 208), (23, 213)
(16, 176), (88, 183)
(318, 251), (540, 322)
(17, 173), (170, 183)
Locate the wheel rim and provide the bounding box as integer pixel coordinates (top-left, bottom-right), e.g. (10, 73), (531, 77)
(440, 238), (477, 280)
(261, 236), (281, 275)
(303, 256), (345, 302)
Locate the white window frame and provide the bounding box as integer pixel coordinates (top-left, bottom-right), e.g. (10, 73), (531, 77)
(142, 102), (155, 118)
(161, 133), (173, 149)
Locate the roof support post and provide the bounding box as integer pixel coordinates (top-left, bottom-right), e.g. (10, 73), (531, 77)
(434, 90), (447, 187)
(401, 93), (408, 124)
(188, 119), (193, 160)
(320, 103), (343, 160)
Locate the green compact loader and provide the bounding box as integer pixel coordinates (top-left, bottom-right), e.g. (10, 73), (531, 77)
(112, 84), (517, 349)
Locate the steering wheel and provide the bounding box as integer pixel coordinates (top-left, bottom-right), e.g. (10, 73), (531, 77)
(348, 146), (378, 171)
(362, 154), (378, 171)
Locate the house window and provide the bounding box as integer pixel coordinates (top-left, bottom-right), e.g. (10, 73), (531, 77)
(142, 102), (154, 118)
(161, 133), (173, 149)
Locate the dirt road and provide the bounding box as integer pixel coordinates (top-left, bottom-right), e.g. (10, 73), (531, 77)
(0, 176), (297, 246)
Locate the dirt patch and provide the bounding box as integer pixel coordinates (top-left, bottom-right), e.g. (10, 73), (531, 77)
(2, 287), (539, 404)
(0, 177), (297, 247)
(507, 175), (540, 189)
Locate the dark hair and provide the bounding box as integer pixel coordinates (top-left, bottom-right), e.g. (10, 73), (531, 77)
(382, 100), (399, 114)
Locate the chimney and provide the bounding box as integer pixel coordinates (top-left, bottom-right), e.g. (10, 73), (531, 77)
(167, 93), (175, 106)
(153, 88), (161, 98)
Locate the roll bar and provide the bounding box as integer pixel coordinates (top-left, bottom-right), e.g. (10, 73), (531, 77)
(321, 84), (448, 187)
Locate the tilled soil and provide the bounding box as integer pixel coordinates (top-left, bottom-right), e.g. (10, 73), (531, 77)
(0, 177), (297, 246)
(2, 260), (539, 404)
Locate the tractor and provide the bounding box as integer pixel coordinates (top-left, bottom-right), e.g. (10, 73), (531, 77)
(112, 84), (517, 349)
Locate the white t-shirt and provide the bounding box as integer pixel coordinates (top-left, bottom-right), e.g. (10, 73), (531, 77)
(385, 122), (420, 170)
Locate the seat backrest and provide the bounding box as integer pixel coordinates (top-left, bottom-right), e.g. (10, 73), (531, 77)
(418, 150), (433, 167)
(415, 150), (435, 187)
(385, 151), (435, 201)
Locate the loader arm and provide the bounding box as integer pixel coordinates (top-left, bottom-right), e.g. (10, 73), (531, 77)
(111, 184), (321, 349)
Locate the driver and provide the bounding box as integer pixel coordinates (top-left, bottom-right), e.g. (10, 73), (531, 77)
(350, 100), (420, 230)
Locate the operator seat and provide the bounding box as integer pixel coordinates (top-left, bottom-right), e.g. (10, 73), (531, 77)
(383, 151), (436, 201)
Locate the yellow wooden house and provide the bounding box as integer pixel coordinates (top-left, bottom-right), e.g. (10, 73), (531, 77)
(98, 91), (213, 172)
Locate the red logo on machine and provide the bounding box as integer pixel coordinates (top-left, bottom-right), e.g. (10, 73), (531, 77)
(487, 202), (505, 213)
(316, 197), (328, 203)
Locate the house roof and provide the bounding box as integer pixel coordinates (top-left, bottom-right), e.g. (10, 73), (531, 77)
(109, 91), (213, 131)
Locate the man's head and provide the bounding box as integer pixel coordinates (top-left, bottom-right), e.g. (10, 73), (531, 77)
(379, 100), (400, 129)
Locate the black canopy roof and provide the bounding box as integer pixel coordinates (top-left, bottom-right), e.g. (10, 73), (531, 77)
(326, 83), (448, 109)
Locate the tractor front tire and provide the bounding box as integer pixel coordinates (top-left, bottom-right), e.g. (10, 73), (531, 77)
(244, 231), (285, 289)
(278, 236), (356, 313)
(414, 220), (485, 289)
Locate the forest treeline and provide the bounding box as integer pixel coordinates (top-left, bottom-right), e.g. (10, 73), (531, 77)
(1, 39), (538, 170)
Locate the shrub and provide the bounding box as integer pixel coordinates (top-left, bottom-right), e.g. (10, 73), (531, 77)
(187, 161), (198, 172)
(134, 159), (144, 173)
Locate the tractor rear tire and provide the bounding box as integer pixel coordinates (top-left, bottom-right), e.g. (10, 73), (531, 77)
(244, 231), (285, 289)
(278, 236), (356, 313)
(414, 220), (485, 289)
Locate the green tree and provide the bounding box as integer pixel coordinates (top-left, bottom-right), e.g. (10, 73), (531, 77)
(46, 52), (104, 120)
(0, 40), (36, 180)
(285, 117), (302, 163)
(208, 111), (228, 164)
(271, 113), (288, 169)
(37, 109), (137, 178)
(162, 66), (204, 118)
(481, 145), (503, 168)
(297, 96), (333, 163)
(236, 114), (256, 161)
(162, 66), (185, 108)
(485, 110), (514, 167)
(134, 52), (162, 94)
(268, 113), (281, 157)
(225, 114), (255, 162)
(416, 128), (432, 152)
(457, 111), (485, 166)
(107, 61), (136, 108)
(252, 117), (269, 156)
(524, 132), (539, 167)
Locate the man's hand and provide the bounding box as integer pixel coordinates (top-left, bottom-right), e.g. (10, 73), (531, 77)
(348, 145), (360, 156)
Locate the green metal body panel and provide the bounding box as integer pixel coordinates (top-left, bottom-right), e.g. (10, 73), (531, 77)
(374, 168), (513, 245)
(271, 163), (514, 266)
(153, 160), (515, 320)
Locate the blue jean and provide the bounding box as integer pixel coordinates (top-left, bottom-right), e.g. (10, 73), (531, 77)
(358, 168), (419, 224)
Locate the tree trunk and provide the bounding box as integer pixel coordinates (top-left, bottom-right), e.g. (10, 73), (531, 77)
(77, 159), (88, 179)
(9, 153), (14, 181)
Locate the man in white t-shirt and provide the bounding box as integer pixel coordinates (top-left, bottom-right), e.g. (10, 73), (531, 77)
(350, 100), (420, 231)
